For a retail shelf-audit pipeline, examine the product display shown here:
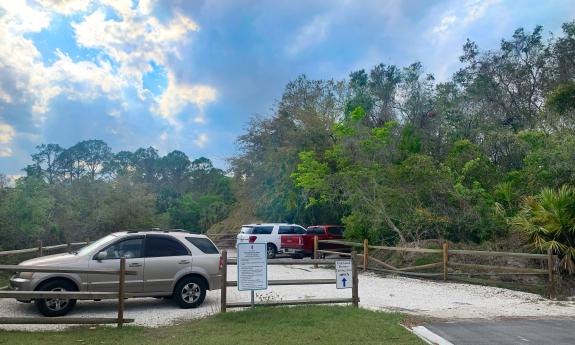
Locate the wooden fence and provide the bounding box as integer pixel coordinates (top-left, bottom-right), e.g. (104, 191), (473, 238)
(0, 258), (135, 327)
(315, 238), (558, 298)
(0, 240), (89, 258)
(219, 249), (359, 312)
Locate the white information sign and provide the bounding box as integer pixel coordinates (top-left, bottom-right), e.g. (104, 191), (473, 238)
(335, 260), (352, 289)
(237, 243), (268, 291)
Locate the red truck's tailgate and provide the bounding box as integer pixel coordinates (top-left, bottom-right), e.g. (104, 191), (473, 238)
(281, 235), (303, 249)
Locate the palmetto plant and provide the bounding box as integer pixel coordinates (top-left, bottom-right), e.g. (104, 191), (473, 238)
(511, 185), (575, 273)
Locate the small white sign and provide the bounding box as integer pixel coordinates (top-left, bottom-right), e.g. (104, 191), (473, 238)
(335, 260), (352, 289)
(237, 243), (268, 291)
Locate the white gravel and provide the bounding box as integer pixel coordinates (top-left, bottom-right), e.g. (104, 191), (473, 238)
(2, 261), (574, 331)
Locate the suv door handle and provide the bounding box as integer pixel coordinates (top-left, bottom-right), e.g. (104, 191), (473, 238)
(178, 260), (190, 265)
(129, 263), (142, 267)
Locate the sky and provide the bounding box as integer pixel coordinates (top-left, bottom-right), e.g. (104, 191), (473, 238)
(0, 0), (574, 177)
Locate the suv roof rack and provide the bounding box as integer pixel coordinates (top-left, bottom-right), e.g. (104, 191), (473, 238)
(126, 228), (189, 234)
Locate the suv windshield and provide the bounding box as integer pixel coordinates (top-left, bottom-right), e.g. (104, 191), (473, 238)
(75, 234), (117, 256)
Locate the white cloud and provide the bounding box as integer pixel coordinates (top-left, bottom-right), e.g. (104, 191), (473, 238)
(72, 8), (199, 82)
(286, 15), (330, 56)
(2, 0), (51, 33)
(37, 0), (92, 15)
(463, 0), (500, 25)
(0, 123), (15, 157)
(153, 72), (216, 126)
(432, 14), (457, 36)
(430, 0), (500, 43)
(99, 0), (132, 17)
(0, 0), (214, 128)
(108, 109), (122, 117)
(193, 133), (208, 148)
(0, 147), (13, 157)
(0, 123), (15, 143)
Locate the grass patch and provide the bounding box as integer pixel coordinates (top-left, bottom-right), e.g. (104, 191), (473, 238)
(0, 306), (423, 345)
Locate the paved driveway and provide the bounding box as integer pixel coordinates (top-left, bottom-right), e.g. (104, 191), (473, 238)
(419, 319), (575, 345)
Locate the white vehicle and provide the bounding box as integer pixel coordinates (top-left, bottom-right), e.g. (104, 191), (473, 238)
(235, 223), (306, 258)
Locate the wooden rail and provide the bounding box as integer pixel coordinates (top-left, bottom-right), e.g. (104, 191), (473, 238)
(0, 241), (88, 257)
(0, 258), (134, 327)
(0, 265), (137, 275)
(0, 291), (132, 299)
(317, 239), (558, 298)
(220, 249), (359, 312)
(226, 298), (354, 309)
(226, 279), (336, 287)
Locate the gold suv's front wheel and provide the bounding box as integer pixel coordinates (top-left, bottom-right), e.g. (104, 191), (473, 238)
(35, 279), (78, 317)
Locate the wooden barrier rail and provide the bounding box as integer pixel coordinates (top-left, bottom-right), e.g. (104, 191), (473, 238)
(220, 249), (359, 312)
(0, 241), (88, 257)
(0, 258), (135, 327)
(316, 238), (558, 298)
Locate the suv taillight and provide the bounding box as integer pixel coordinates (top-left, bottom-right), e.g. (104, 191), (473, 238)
(249, 235), (257, 243)
(219, 255), (223, 271)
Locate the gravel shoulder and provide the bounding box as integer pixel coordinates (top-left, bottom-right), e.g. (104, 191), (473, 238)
(2, 262), (574, 331)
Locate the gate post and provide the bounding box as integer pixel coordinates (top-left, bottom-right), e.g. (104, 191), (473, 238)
(220, 250), (227, 313)
(547, 247), (555, 299)
(351, 250), (359, 307)
(442, 242), (449, 281)
(117, 257), (126, 328)
(313, 236), (319, 268)
(363, 239), (368, 271)
(37, 240), (43, 257)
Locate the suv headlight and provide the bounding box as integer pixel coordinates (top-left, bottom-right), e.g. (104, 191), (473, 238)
(18, 272), (34, 279)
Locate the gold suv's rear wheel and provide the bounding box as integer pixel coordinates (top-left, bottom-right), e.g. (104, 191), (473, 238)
(173, 276), (206, 309)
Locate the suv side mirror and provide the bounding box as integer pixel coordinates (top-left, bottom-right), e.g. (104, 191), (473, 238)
(95, 251), (108, 261)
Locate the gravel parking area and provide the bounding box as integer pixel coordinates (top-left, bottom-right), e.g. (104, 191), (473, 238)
(2, 260), (574, 331)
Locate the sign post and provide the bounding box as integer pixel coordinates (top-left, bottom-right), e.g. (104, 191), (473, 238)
(237, 243), (268, 308)
(335, 260), (352, 289)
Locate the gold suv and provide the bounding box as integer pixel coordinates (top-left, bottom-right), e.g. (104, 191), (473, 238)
(9, 229), (222, 316)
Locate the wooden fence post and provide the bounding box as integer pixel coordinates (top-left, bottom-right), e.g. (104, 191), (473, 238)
(547, 247), (555, 299)
(442, 242), (449, 281)
(220, 250), (227, 313)
(117, 257), (126, 328)
(66, 242), (72, 253)
(351, 250), (359, 307)
(363, 239), (368, 272)
(37, 240), (43, 257)
(313, 236), (318, 269)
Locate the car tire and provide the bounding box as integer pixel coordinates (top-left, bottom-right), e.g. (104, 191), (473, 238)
(173, 276), (206, 309)
(35, 280), (78, 317)
(266, 243), (277, 259)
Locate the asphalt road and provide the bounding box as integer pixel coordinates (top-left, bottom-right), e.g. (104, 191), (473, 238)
(423, 319), (575, 345)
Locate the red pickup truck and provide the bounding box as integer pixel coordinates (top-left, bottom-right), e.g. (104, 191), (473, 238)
(281, 225), (346, 257)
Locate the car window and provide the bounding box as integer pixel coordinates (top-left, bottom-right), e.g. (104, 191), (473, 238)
(186, 237), (219, 254)
(278, 226), (294, 234)
(99, 237), (143, 259)
(240, 226), (254, 234)
(253, 226), (273, 234)
(327, 226), (345, 235)
(306, 227), (324, 235)
(145, 236), (189, 257)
